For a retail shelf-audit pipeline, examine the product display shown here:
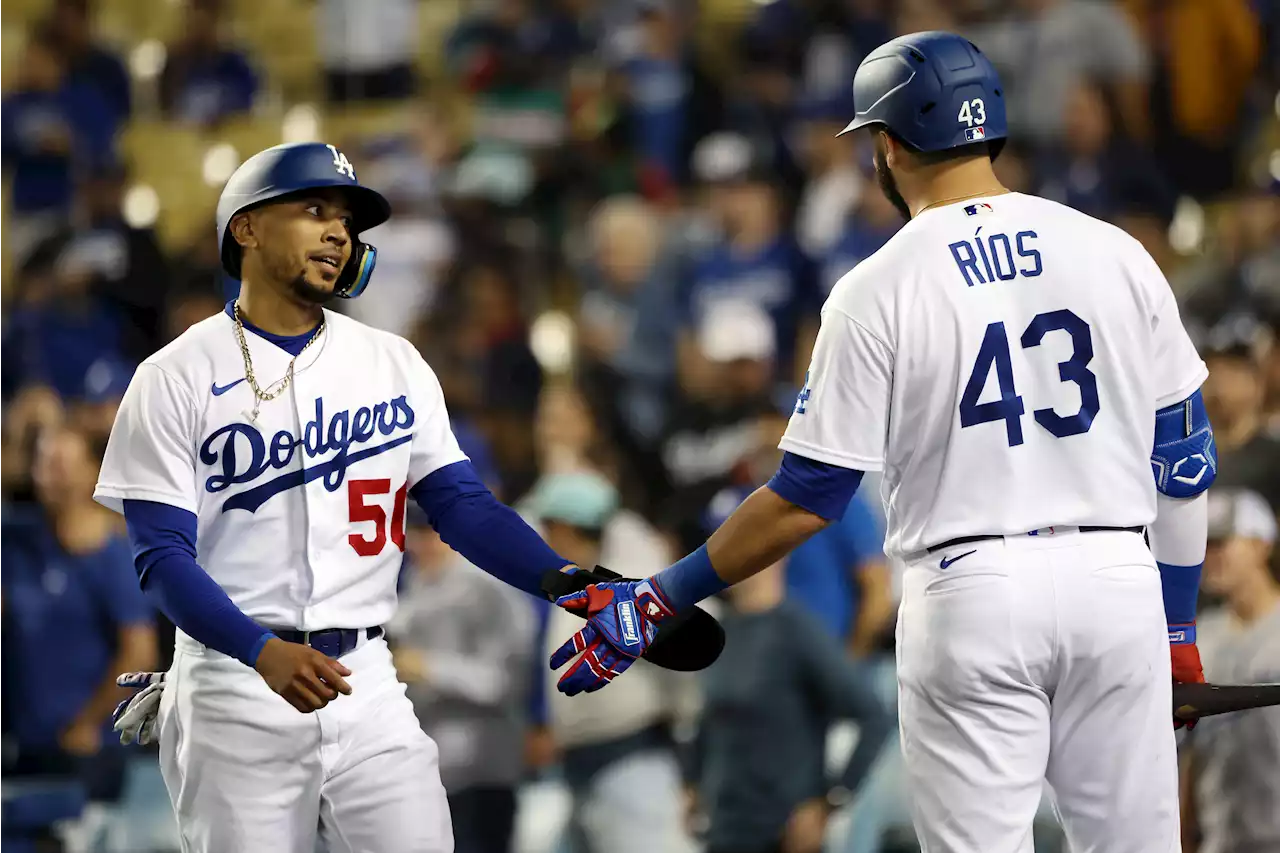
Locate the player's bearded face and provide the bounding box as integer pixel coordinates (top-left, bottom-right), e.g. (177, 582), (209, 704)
(256, 198), (354, 304)
(873, 134), (912, 222)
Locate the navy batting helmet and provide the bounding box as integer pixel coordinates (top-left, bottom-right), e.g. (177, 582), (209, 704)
(216, 142), (391, 298)
(838, 31), (1007, 159)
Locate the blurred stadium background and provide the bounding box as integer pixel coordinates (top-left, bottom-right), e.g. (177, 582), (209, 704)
(1, 1), (1277, 852)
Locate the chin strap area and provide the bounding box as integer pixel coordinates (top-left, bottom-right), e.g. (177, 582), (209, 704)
(335, 243), (377, 299)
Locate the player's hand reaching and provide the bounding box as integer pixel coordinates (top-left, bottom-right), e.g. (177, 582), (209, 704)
(1169, 623), (1205, 730)
(549, 576), (676, 695)
(254, 638), (353, 713)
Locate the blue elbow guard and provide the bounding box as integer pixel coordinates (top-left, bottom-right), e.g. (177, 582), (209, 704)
(1151, 389), (1216, 498)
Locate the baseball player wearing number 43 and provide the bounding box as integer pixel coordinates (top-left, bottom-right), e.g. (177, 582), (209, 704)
(550, 31), (1218, 853)
(97, 142), (598, 853)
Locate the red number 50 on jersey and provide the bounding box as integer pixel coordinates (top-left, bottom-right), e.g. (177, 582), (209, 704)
(347, 479), (408, 556)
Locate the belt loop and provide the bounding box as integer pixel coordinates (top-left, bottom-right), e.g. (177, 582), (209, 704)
(302, 630), (311, 648)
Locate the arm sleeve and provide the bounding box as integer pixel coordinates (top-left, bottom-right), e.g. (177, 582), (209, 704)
(123, 499), (274, 666)
(404, 345), (469, 487)
(792, 609), (894, 795)
(95, 364), (199, 514)
(779, 307), (892, 471)
(410, 461), (571, 598)
(1149, 492), (1207, 630)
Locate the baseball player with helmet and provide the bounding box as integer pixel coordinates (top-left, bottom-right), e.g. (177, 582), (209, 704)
(95, 141), (622, 852)
(546, 32), (1216, 852)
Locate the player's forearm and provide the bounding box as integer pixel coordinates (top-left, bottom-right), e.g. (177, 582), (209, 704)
(710, 486), (831, 584)
(655, 453), (861, 610)
(123, 499), (275, 666)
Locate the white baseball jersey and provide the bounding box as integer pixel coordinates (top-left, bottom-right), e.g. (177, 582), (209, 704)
(94, 307), (467, 630)
(780, 192), (1207, 559)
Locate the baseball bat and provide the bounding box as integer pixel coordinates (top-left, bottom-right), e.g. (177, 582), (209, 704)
(1172, 682), (1280, 722)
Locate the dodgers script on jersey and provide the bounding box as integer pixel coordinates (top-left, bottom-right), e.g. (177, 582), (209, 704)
(780, 192), (1207, 558)
(95, 308), (467, 629)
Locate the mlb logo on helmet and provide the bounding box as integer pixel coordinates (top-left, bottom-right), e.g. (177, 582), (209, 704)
(965, 126), (987, 142)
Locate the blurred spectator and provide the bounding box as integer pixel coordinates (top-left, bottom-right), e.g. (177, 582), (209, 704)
(1033, 78), (1175, 224)
(387, 506), (536, 853)
(1, 28), (118, 258)
(576, 196), (682, 491)
(0, 387), (66, 505)
(158, 0), (258, 127)
(611, 0), (699, 192)
(1181, 488), (1279, 853)
(1180, 191), (1280, 326)
(21, 160), (171, 366)
(344, 110), (460, 336)
(318, 0), (418, 102)
(966, 0), (1151, 146)
(43, 0), (131, 123)
(814, 172), (902, 300)
(659, 301), (789, 554)
(1123, 0), (1262, 200)
(793, 95), (866, 261)
(1, 425), (157, 846)
(2, 216), (131, 405)
(1200, 317), (1280, 514)
(163, 289), (226, 344)
(680, 133), (819, 392)
(686, 556), (893, 853)
(424, 256), (543, 497)
(526, 471), (698, 853)
(66, 355), (134, 448)
(783, 490), (894, 658)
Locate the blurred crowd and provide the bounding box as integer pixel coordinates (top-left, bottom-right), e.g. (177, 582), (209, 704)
(2, 1), (1278, 852)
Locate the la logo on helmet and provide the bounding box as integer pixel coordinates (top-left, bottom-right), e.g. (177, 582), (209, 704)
(326, 144), (356, 180)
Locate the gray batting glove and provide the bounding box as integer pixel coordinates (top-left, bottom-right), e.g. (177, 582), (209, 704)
(112, 671), (166, 746)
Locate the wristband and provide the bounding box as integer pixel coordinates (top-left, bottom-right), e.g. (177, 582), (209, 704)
(1168, 623), (1196, 645)
(654, 544), (728, 612)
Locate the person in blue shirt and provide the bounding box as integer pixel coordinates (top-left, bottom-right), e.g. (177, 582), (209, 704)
(784, 489), (894, 656)
(680, 132), (819, 392)
(2, 424), (157, 820)
(44, 0), (132, 123)
(0, 29), (118, 225)
(159, 0), (259, 127)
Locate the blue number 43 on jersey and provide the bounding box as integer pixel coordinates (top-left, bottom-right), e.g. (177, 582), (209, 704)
(959, 309), (1099, 447)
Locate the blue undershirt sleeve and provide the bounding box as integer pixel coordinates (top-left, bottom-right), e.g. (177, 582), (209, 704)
(409, 460), (572, 598)
(123, 499), (275, 667)
(766, 451), (864, 521)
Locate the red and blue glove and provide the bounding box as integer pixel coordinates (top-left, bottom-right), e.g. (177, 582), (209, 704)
(549, 576), (676, 696)
(1169, 623), (1205, 730)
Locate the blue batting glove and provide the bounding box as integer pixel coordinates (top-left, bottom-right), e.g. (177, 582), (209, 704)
(549, 577), (676, 696)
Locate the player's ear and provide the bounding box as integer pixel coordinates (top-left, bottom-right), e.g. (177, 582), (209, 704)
(879, 131), (899, 169)
(229, 211), (257, 251)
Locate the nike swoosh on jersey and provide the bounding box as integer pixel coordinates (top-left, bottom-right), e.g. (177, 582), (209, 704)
(939, 549), (978, 570)
(211, 378), (246, 396)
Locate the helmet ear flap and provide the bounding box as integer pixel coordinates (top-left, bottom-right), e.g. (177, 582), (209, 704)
(335, 242), (377, 299)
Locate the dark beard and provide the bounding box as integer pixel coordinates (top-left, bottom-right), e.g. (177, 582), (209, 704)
(288, 270), (334, 305)
(873, 140), (912, 222)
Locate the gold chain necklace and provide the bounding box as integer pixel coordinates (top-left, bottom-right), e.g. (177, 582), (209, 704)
(232, 300), (325, 423)
(916, 188), (1010, 216)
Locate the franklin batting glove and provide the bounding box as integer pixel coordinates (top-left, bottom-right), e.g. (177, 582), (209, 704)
(549, 577), (675, 696)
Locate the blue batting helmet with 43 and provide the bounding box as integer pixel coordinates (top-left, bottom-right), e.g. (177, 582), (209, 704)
(216, 142), (391, 298)
(838, 31), (1007, 159)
